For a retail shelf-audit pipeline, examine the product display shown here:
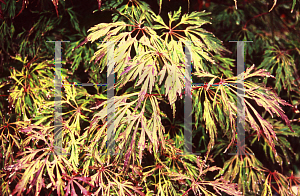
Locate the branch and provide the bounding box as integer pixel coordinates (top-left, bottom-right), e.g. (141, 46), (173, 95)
(243, 12), (269, 28)
(243, 0), (293, 28)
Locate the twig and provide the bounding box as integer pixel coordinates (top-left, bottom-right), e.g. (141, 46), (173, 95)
(243, 0), (293, 28)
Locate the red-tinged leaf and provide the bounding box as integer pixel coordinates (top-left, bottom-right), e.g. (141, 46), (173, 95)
(73, 38), (88, 51)
(14, 0), (26, 19)
(51, 0), (59, 18)
(256, 114), (277, 153)
(124, 118), (140, 170)
(245, 107), (260, 136)
(46, 162), (56, 185)
(0, 0), (5, 19)
(158, 65), (167, 85)
(130, 185), (146, 196)
(203, 166), (221, 173)
(123, 147), (132, 170)
(138, 119), (146, 164)
(64, 180), (72, 196)
(0, 9), (4, 20)
(73, 180), (91, 195)
(12, 161), (40, 196)
(20, 126), (33, 133)
(94, 50), (106, 63)
(277, 108), (294, 132)
(56, 180), (63, 196)
(120, 65), (132, 76)
(61, 174), (94, 196)
(71, 181), (78, 196)
(74, 176), (92, 184)
(97, 0), (102, 11)
(29, 162), (46, 192)
(134, 90), (146, 111)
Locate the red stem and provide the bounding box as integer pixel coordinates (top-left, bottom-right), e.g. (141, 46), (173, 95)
(243, 0), (293, 28)
(243, 12), (269, 28)
(182, 187), (193, 196)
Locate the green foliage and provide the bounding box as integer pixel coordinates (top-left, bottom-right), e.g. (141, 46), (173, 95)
(258, 45), (299, 95)
(0, 0), (300, 196)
